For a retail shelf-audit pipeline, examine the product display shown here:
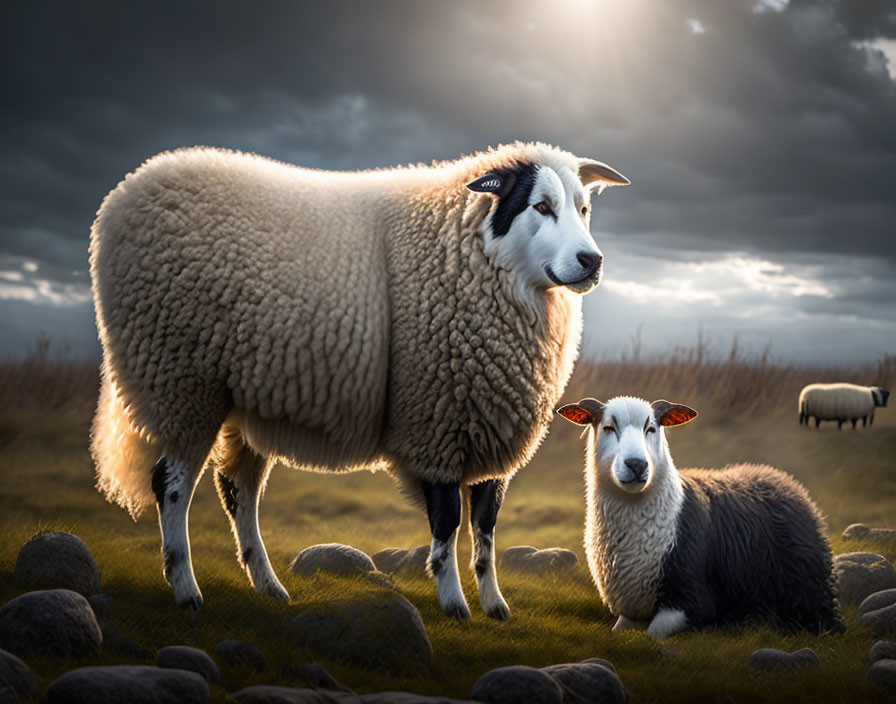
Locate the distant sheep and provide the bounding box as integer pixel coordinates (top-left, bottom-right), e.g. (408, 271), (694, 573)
(799, 383), (889, 429)
(557, 395), (843, 639)
(89, 142), (630, 617)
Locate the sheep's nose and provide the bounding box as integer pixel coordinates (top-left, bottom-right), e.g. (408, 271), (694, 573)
(576, 251), (602, 277)
(623, 458), (649, 482)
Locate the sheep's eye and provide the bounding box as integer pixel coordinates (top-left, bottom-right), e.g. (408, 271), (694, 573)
(646, 426), (656, 435)
(534, 201), (552, 216)
(581, 205), (588, 217)
(603, 426), (615, 435)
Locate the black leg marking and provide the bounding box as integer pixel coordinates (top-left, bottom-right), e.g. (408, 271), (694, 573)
(218, 473), (239, 518)
(242, 546), (253, 565)
(163, 547), (182, 575)
(470, 479), (506, 535)
(421, 481), (461, 542)
(430, 554), (443, 577)
(151, 457), (169, 509)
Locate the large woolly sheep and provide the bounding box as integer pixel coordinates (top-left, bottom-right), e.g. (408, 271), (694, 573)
(89, 142), (629, 617)
(798, 383), (889, 429)
(557, 396), (843, 639)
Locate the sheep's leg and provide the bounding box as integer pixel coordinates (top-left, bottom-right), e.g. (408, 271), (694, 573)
(214, 443), (289, 602)
(863, 415), (868, 427)
(422, 480), (470, 619)
(647, 608), (688, 640)
(851, 418), (857, 430)
(152, 455), (205, 613)
(815, 417), (820, 429)
(469, 479), (510, 620)
(837, 419), (843, 430)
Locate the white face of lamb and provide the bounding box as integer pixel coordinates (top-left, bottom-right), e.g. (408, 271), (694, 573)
(484, 165), (603, 294)
(594, 398), (664, 494)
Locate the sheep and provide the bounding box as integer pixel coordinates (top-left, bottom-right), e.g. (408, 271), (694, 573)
(798, 383), (889, 429)
(89, 142), (630, 617)
(557, 395), (844, 639)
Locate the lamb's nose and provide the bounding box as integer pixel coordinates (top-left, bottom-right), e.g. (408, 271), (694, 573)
(623, 458), (648, 482)
(576, 251), (602, 276)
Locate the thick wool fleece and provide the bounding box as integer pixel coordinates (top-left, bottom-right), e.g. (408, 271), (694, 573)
(799, 383), (879, 422)
(90, 143), (583, 517)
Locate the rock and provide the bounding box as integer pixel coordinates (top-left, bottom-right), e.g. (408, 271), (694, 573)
(0, 589), (101, 658)
(100, 622), (154, 661)
(88, 593), (115, 619)
(158, 645), (220, 683)
(500, 546), (577, 573)
(471, 665), (563, 704)
(843, 524), (896, 544)
(232, 685), (357, 703)
(867, 660), (896, 692)
(361, 694), (478, 703)
(541, 660), (629, 704)
(14, 531), (102, 597)
(214, 640), (268, 672)
(0, 648), (39, 703)
(290, 544), (377, 577)
(282, 663), (354, 694)
(860, 589), (896, 615)
(747, 648), (819, 670)
(42, 665), (209, 704)
(284, 593), (431, 672)
(862, 602), (896, 637)
(834, 553), (896, 605)
(371, 547), (430, 574)
(870, 641), (896, 664)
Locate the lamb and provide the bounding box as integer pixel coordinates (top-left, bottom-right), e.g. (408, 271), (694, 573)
(557, 395), (843, 639)
(89, 142), (630, 617)
(798, 383), (889, 429)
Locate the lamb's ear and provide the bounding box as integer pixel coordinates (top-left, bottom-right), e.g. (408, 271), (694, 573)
(556, 398), (606, 426)
(651, 400), (698, 427)
(466, 170), (516, 198)
(578, 159), (631, 193)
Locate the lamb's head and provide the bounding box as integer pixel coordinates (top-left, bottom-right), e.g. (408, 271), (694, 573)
(873, 387), (890, 408)
(556, 396), (697, 495)
(467, 159), (628, 295)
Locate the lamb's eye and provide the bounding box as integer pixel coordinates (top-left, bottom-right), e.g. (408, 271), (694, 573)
(603, 426), (615, 435)
(646, 426), (656, 435)
(534, 201), (552, 216)
(581, 205), (588, 216)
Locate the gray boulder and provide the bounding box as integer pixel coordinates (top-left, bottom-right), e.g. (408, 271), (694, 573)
(361, 694), (478, 703)
(100, 622), (154, 662)
(500, 546), (577, 573)
(282, 663), (354, 694)
(371, 547), (429, 574)
(471, 665), (563, 704)
(290, 544), (377, 577)
(833, 553), (896, 605)
(867, 660), (896, 692)
(214, 639), (268, 672)
(42, 665), (209, 704)
(541, 659), (628, 704)
(870, 641), (896, 664)
(747, 648), (819, 670)
(14, 531), (101, 597)
(0, 648), (39, 703)
(843, 524), (896, 544)
(232, 685), (358, 703)
(0, 589), (101, 658)
(862, 602), (896, 637)
(158, 645), (220, 683)
(860, 589), (896, 615)
(284, 593), (431, 672)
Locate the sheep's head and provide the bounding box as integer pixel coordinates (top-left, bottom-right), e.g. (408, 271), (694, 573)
(556, 396), (696, 495)
(467, 159), (628, 295)
(874, 387), (890, 408)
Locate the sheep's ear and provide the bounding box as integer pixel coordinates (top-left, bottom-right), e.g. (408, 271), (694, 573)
(651, 400), (698, 427)
(466, 170), (516, 198)
(556, 398), (606, 426)
(578, 159), (630, 193)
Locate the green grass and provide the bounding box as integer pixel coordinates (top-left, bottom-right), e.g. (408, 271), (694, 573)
(1, 359), (895, 702)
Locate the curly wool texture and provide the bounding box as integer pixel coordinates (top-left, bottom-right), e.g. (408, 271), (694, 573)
(799, 383), (880, 422)
(90, 143), (584, 517)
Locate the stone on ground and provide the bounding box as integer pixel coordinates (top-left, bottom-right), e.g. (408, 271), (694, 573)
(870, 640), (896, 664)
(862, 602), (896, 637)
(281, 662), (354, 693)
(0, 589), (101, 658)
(41, 665), (209, 704)
(833, 553), (896, 605)
(859, 589), (896, 616)
(0, 648), (40, 703)
(867, 660), (896, 692)
(843, 524), (896, 544)
(231, 685), (357, 703)
(542, 659), (629, 704)
(158, 645), (220, 683)
(370, 546), (429, 574)
(289, 544), (377, 577)
(471, 665), (563, 704)
(14, 531), (101, 597)
(214, 640), (268, 672)
(747, 648), (819, 670)
(500, 546), (577, 573)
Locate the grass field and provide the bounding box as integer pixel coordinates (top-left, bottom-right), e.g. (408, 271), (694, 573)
(1, 341), (894, 702)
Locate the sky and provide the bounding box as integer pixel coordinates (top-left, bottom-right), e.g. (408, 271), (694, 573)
(1, 0), (895, 365)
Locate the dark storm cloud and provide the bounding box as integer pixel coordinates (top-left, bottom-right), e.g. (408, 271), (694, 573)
(1, 0), (894, 360)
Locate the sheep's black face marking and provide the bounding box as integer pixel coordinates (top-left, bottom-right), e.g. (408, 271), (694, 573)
(151, 457), (168, 509)
(491, 163), (538, 237)
(219, 473), (239, 518)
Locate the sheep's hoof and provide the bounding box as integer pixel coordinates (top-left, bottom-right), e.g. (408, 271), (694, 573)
(262, 582), (290, 603)
(443, 601), (472, 620)
(486, 602), (510, 621)
(176, 594), (204, 615)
